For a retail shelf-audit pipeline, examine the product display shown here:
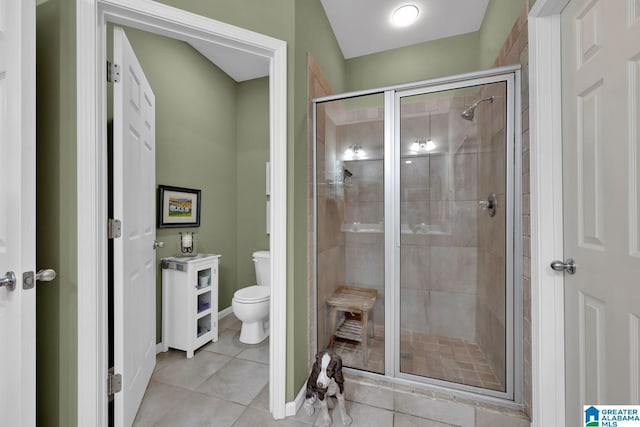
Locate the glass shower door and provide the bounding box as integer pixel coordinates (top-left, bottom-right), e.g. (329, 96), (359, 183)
(396, 80), (512, 395)
(315, 93), (385, 374)
(313, 67), (521, 402)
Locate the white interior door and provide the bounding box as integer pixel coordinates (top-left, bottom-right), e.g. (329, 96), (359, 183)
(561, 0), (640, 423)
(0, 1), (35, 426)
(113, 26), (157, 427)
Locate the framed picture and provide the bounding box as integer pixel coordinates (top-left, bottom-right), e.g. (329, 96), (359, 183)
(157, 185), (201, 228)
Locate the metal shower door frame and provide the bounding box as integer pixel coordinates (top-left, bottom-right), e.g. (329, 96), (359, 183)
(389, 68), (521, 402)
(312, 65), (522, 406)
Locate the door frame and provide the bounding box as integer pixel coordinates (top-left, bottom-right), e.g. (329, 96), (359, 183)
(528, 0), (570, 425)
(76, 0), (288, 424)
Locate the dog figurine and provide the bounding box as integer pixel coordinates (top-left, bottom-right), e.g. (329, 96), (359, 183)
(303, 349), (352, 426)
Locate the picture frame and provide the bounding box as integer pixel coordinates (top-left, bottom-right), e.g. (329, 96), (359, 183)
(157, 185), (201, 228)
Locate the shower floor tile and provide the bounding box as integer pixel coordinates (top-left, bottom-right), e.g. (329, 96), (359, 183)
(330, 330), (385, 374)
(401, 332), (504, 391)
(331, 330), (504, 391)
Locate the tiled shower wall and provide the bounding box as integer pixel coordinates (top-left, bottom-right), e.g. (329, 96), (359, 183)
(343, 158), (385, 332)
(475, 83), (508, 390)
(398, 101), (480, 342)
(491, 3), (531, 416)
(472, 0), (531, 405)
(340, 117), (386, 334)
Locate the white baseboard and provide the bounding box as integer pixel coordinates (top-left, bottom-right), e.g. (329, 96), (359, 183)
(156, 342), (165, 354)
(285, 382), (307, 417)
(218, 305), (233, 319)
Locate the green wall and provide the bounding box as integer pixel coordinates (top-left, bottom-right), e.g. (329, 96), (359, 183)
(478, 0), (528, 69)
(36, 2), (61, 425)
(156, 0), (295, 44)
(345, 32), (481, 91)
(36, 0), (77, 425)
(34, 1), (528, 423)
(152, 0), (301, 398)
(118, 27), (239, 340)
(292, 0), (347, 398)
(344, 0), (527, 91)
(155, 0), (347, 399)
(236, 77), (270, 292)
(113, 27), (270, 340)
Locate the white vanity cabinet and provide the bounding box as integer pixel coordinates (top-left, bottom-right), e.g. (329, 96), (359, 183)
(161, 254), (220, 358)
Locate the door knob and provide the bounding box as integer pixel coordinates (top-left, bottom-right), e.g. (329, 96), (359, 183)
(550, 258), (576, 275)
(0, 271), (16, 291)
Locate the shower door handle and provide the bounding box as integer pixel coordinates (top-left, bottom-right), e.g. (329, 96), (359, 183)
(479, 193), (497, 217)
(550, 258), (576, 275)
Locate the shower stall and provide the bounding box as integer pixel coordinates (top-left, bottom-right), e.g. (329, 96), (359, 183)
(313, 66), (521, 401)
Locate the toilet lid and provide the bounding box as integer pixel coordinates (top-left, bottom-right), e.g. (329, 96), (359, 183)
(252, 250), (270, 259)
(234, 285), (270, 303)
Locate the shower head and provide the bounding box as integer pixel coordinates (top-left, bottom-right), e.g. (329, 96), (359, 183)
(461, 96), (495, 121)
(343, 168), (353, 178)
(460, 108), (475, 121)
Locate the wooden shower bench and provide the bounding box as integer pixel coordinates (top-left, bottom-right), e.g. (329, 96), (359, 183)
(326, 285), (377, 365)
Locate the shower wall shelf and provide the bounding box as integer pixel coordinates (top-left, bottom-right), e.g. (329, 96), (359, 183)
(342, 157), (383, 162)
(341, 223), (383, 233)
(342, 152), (455, 162)
(341, 223), (449, 235)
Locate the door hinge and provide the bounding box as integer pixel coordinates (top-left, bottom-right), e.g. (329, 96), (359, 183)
(108, 218), (122, 239)
(107, 61), (121, 83)
(108, 368), (122, 398)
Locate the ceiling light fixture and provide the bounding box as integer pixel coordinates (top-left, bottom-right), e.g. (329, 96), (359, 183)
(391, 5), (419, 27)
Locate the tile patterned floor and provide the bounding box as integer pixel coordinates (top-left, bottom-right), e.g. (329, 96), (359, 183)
(331, 330), (503, 391)
(134, 314), (516, 426)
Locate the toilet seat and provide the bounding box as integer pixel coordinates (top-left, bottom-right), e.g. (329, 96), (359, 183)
(234, 285), (270, 304)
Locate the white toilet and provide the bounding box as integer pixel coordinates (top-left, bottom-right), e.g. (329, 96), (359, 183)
(232, 251), (270, 344)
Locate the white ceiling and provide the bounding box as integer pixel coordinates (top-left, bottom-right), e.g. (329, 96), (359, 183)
(189, 40), (270, 83)
(190, 0), (490, 81)
(320, 0), (490, 59)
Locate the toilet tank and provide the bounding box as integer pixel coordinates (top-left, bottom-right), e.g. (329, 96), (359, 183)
(253, 251), (270, 287)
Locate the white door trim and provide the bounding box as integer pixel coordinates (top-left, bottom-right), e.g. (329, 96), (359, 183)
(528, 0), (569, 426)
(76, 0), (288, 424)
